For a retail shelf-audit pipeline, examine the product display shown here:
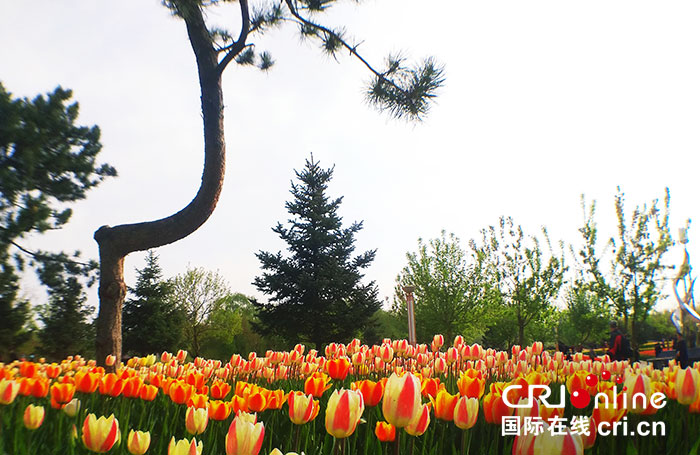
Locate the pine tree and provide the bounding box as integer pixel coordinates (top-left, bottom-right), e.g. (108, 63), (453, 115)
(122, 251), (185, 356)
(253, 156), (381, 349)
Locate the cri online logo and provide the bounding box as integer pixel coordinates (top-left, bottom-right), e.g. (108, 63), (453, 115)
(502, 373), (667, 411)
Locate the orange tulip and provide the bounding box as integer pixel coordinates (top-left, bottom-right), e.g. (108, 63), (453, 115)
(431, 389), (459, 421)
(122, 376), (144, 398)
(225, 412), (265, 455)
(188, 393), (210, 409)
(263, 389), (286, 410)
(591, 389), (626, 424)
(169, 381), (194, 405)
(375, 421), (396, 442)
(45, 363), (61, 379)
(211, 381), (232, 400)
(483, 392), (514, 424)
(325, 389), (365, 439)
(82, 413), (121, 453)
(304, 373), (332, 398)
(351, 379), (386, 407)
(50, 382), (76, 408)
(327, 357), (351, 380)
(23, 404), (45, 430)
(127, 430), (151, 455)
(248, 390), (267, 413)
(209, 400), (233, 420)
(453, 396), (478, 430)
(75, 371), (100, 394)
(99, 373), (125, 397)
(382, 372), (422, 428)
(139, 384), (158, 401)
(287, 391), (320, 425)
(421, 377), (444, 399)
(19, 361), (37, 378)
(457, 369), (485, 399)
(231, 394), (250, 414)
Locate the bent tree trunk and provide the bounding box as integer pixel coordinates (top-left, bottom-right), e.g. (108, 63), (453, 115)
(94, 2), (249, 366)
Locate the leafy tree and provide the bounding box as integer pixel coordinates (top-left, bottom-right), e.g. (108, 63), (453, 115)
(575, 188), (673, 353)
(394, 231), (492, 343)
(557, 287), (610, 348)
(37, 259), (95, 361)
(123, 251), (186, 356)
(253, 156), (381, 349)
(171, 267), (232, 357)
(361, 309), (407, 347)
(636, 310), (679, 345)
(199, 292), (245, 360)
(93, 0), (444, 365)
(476, 217), (566, 347)
(0, 82), (114, 360)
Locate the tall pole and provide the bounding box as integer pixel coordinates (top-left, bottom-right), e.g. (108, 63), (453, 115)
(403, 285), (417, 346)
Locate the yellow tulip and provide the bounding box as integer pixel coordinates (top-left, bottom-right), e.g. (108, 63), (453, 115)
(23, 404), (45, 430)
(127, 430), (151, 455)
(168, 437), (203, 455)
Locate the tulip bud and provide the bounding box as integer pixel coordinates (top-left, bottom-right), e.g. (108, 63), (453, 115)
(375, 421), (396, 442)
(168, 437), (203, 455)
(186, 406), (209, 435)
(127, 430), (151, 455)
(676, 367), (700, 405)
(453, 396), (478, 430)
(23, 404), (45, 430)
(63, 398), (81, 417)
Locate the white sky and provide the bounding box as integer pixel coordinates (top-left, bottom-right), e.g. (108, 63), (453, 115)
(1, 1), (698, 315)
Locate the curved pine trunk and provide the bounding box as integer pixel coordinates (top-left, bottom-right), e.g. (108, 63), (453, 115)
(94, 5), (225, 367)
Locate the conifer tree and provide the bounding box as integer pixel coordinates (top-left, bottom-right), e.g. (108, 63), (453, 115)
(253, 156), (380, 348)
(37, 259), (94, 361)
(123, 251), (184, 356)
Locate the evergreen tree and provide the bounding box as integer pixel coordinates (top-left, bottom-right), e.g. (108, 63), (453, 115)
(123, 251), (184, 356)
(37, 259), (94, 361)
(253, 157), (381, 349)
(0, 260), (31, 361)
(0, 82), (114, 359)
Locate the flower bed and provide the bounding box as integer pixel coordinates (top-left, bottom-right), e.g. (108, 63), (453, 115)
(0, 337), (699, 454)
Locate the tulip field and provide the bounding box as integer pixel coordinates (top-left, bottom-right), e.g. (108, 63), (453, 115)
(1, 336), (699, 455)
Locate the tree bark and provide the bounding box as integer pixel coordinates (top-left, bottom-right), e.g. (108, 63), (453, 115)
(94, 4), (227, 367)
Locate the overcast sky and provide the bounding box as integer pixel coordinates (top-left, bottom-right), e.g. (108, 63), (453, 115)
(1, 1), (698, 315)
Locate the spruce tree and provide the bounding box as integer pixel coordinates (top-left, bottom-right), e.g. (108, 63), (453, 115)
(37, 260), (94, 361)
(253, 157), (380, 349)
(123, 251), (184, 356)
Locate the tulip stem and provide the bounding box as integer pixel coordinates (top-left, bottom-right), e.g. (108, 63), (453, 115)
(294, 424), (301, 453)
(333, 437), (340, 455)
(394, 430), (401, 455)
